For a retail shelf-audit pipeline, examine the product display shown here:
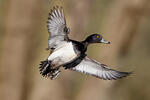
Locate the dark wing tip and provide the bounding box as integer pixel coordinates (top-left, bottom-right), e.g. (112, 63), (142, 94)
(49, 6), (63, 17)
(118, 71), (132, 77)
(108, 71), (132, 80)
(47, 5), (65, 25)
(99, 63), (132, 80)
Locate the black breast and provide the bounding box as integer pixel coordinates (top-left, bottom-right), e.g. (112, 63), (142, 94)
(70, 40), (87, 54)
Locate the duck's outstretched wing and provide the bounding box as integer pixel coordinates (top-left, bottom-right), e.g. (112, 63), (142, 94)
(47, 6), (69, 37)
(71, 56), (131, 80)
(47, 6), (70, 49)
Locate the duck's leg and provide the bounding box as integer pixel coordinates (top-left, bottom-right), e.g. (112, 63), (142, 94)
(49, 67), (61, 80)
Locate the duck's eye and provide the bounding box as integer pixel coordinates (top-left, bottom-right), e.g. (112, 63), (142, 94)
(96, 35), (100, 38)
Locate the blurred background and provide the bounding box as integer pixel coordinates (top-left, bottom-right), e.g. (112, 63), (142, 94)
(0, 0), (150, 100)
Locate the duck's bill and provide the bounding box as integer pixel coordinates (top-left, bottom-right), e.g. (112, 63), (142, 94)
(101, 38), (110, 44)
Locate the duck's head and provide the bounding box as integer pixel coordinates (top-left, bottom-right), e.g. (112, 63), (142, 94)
(84, 33), (110, 44)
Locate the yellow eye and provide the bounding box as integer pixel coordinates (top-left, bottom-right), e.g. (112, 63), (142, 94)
(96, 35), (100, 38)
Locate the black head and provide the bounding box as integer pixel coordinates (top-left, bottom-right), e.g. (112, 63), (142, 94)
(84, 33), (110, 44)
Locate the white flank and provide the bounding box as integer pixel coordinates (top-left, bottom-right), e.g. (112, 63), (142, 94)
(48, 42), (77, 66)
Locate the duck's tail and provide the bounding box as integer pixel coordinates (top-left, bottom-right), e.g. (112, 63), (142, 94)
(39, 60), (52, 77)
(39, 60), (61, 79)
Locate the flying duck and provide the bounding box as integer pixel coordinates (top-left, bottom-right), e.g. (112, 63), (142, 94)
(39, 6), (131, 80)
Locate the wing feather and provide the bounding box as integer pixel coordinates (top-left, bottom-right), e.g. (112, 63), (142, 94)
(71, 56), (131, 80)
(47, 6), (68, 37)
(47, 6), (70, 49)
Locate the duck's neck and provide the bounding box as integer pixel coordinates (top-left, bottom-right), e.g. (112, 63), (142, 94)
(82, 40), (89, 49)
(82, 36), (93, 46)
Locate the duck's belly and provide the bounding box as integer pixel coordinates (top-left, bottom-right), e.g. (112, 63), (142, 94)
(48, 42), (77, 66)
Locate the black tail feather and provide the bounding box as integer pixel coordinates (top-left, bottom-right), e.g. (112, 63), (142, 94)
(39, 60), (53, 77)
